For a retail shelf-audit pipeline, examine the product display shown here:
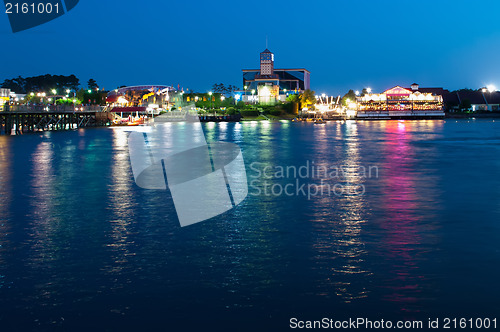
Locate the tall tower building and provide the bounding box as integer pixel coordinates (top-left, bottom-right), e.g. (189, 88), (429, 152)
(260, 49), (274, 76)
(242, 48), (310, 105)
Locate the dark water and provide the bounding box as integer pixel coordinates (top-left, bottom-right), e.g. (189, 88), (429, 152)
(0, 120), (499, 331)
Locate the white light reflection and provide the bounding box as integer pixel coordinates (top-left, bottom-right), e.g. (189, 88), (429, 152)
(103, 128), (136, 275)
(310, 121), (371, 303)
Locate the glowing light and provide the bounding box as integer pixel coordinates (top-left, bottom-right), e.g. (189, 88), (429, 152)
(234, 94), (241, 101)
(117, 96), (128, 104)
(487, 85), (496, 93)
(346, 110), (357, 118)
(260, 86), (271, 98)
(355, 90), (360, 96)
(367, 88), (372, 93)
(52, 89), (57, 94)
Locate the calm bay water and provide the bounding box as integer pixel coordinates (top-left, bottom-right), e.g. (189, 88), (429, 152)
(0, 120), (499, 331)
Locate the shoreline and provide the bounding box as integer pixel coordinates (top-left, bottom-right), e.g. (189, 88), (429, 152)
(239, 112), (500, 122)
(444, 113), (500, 119)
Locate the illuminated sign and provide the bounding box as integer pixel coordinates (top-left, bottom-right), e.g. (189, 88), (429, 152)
(384, 86), (412, 96)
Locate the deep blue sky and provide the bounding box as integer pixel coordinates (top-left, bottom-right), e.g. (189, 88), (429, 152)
(2, 0), (500, 95)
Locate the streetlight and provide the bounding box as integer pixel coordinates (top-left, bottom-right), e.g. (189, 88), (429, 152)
(487, 85), (496, 93)
(244, 85), (248, 100)
(51, 89), (58, 106)
(208, 92), (213, 112)
(251, 89), (256, 104)
(355, 90), (360, 96)
(367, 88), (372, 94)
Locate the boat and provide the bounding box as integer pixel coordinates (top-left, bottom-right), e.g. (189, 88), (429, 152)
(127, 117), (146, 126)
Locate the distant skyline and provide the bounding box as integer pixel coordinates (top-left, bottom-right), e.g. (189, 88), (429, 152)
(2, 0), (500, 96)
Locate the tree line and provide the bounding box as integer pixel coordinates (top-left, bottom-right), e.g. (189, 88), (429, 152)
(1, 74), (81, 94)
(211, 83), (239, 96)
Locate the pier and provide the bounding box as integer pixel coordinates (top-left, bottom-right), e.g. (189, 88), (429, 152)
(0, 107), (112, 135)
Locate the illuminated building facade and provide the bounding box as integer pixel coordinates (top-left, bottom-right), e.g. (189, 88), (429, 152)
(357, 85), (443, 112)
(106, 85), (178, 109)
(0, 89), (10, 110)
(242, 49), (310, 105)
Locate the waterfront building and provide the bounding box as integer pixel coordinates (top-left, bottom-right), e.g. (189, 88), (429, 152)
(357, 85), (444, 112)
(106, 85), (179, 109)
(0, 88), (10, 110)
(9, 92), (26, 104)
(353, 84), (445, 119)
(448, 89), (500, 112)
(242, 49), (310, 105)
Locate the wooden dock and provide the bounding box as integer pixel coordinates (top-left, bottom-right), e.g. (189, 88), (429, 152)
(0, 110), (112, 135)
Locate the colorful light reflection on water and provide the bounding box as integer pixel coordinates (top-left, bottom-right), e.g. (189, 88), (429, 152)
(0, 120), (499, 331)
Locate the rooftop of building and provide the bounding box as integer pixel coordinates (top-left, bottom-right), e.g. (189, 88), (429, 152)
(242, 68), (311, 73)
(453, 90), (500, 104)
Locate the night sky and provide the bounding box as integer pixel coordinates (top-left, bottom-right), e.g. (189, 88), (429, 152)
(2, 0), (500, 95)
